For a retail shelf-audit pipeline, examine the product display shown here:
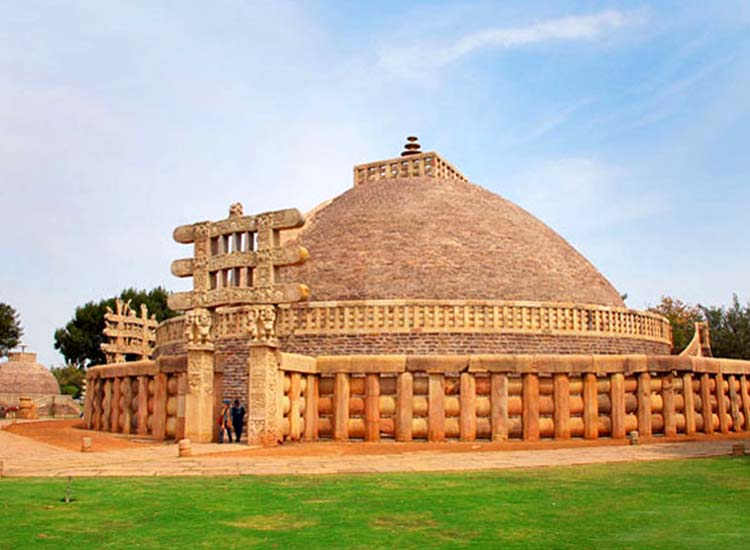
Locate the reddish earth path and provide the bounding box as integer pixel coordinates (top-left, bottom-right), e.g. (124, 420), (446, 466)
(4, 419), (160, 452)
(1, 419), (748, 477)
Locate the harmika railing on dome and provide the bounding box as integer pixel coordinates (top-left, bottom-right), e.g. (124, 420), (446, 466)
(353, 137), (469, 186)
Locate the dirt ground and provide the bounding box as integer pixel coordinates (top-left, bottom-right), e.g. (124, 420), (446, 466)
(4, 419), (163, 452)
(5, 418), (748, 457)
(2, 419), (748, 478)
(206, 436), (626, 458)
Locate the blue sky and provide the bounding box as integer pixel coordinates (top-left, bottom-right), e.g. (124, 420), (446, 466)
(1, 1), (749, 366)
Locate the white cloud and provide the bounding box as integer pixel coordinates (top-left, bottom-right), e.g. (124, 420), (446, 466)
(376, 10), (648, 78)
(1, 2), (746, 368)
(0, 2), (374, 367)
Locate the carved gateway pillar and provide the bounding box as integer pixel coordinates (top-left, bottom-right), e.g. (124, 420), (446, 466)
(241, 209), (309, 446)
(184, 308), (215, 442)
(172, 219), (217, 443)
(247, 305), (282, 445)
(169, 203), (309, 445)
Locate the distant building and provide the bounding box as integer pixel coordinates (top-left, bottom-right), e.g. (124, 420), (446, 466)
(0, 349), (78, 417)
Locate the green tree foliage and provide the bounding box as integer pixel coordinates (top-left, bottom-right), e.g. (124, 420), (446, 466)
(647, 296), (704, 354)
(50, 364), (85, 398)
(700, 295), (750, 360)
(54, 287), (177, 369)
(0, 303), (23, 357)
(649, 294), (750, 359)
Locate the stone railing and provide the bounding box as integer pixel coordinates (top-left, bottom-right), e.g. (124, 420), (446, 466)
(83, 355), (223, 441)
(277, 353), (750, 444)
(155, 316), (186, 347)
(154, 301), (673, 349)
(353, 151), (469, 186)
(156, 305), (277, 348)
(276, 301), (672, 344)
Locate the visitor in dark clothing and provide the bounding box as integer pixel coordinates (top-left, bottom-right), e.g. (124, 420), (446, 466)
(231, 399), (246, 443)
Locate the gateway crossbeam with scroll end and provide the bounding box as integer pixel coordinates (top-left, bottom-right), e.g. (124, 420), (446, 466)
(170, 246), (308, 278)
(171, 208), (305, 244)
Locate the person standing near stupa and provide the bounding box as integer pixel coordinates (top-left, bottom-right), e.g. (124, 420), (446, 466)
(218, 400), (233, 443)
(231, 399), (245, 444)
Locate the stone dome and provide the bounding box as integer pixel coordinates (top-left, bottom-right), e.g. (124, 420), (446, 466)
(0, 351), (61, 396)
(154, 142), (672, 374)
(283, 175), (624, 307)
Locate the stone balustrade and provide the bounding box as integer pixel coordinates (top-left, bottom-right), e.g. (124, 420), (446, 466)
(155, 316), (186, 348)
(155, 300), (672, 350)
(83, 355), (223, 441)
(277, 301), (672, 342)
(278, 353), (750, 444)
(353, 151), (468, 186)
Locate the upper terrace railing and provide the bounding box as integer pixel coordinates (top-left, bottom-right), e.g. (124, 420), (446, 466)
(155, 300), (673, 348)
(275, 301), (672, 343)
(156, 316), (186, 347)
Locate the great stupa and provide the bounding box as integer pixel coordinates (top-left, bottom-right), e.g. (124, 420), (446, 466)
(83, 138), (750, 447)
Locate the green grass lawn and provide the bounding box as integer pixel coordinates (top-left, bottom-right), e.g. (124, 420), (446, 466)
(1, 457), (749, 549)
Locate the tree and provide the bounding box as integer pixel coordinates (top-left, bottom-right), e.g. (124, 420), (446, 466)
(700, 295), (750, 360)
(0, 303), (23, 357)
(54, 287), (177, 369)
(50, 365), (85, 398)
(647, 296), (704, 354)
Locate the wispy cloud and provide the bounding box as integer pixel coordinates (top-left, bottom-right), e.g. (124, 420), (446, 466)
(510, 157), (664, 236)
(1, 2), (748, 366)
(376, 10), (648, 78)
(602, 54), (735, 135)
(510, 98), (592, 145)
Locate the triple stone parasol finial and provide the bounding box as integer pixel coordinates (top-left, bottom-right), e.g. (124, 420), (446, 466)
(401, 136), (422, 157)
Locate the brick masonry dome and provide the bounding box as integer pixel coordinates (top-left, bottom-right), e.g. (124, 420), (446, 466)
(0, 351), (61, 395)
(282, 175), (624, 307)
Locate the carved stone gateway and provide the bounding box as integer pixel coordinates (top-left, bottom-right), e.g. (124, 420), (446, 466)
(168, 205), (309, 311)
(101, 299), (158, 364)
(169, 203), (309, 445)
